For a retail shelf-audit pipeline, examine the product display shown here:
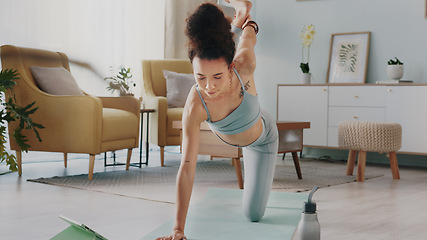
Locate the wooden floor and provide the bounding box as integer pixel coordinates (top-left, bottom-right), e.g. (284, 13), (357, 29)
(1, 148), (427, 240)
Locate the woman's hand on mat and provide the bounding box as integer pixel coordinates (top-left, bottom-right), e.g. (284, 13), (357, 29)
(156, 230), (186, 240)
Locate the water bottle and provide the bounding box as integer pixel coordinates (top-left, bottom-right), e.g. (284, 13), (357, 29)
(291, 186), (320, 240)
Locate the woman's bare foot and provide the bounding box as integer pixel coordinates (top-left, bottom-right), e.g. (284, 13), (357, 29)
(226, 0), (252, 28)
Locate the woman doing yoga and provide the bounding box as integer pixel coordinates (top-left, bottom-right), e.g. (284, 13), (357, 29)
(156, 1), (278, 239)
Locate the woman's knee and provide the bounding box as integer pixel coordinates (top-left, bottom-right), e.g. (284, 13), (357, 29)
(243, 204), (265, 222)
(242, 187), (270, 222)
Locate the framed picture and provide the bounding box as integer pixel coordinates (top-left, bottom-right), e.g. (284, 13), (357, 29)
(327, 32), (371, 83)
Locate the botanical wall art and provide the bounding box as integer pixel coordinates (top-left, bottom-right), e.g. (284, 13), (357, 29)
(327, 32), (371, 83)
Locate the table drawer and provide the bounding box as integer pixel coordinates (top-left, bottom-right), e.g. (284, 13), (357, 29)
(328, 106), (386, 127)
(329, 86), (386, 107)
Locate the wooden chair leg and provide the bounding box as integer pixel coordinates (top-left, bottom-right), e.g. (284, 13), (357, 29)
(126, 148), (132, 170)
(160, 146), (165, 167)
(16, 151), (22, 176)
(232, 158), (244, 189)
(356, 151), (367, 182)
(210, 156), (214, 161)
(88, 154), (95, 180)
(63, 153), (68, 168)
(291, 152), (303, 179)
(388, 151), (400, 180)
(282, 153), (286, 160)
(346, 150), (357, 176)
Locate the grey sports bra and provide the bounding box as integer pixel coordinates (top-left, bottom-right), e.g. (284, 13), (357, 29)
(196, 68), (261, 136)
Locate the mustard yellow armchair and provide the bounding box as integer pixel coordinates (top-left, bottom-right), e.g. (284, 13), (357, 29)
(0, 45), (140, 179)
(142, 59), (192, 166)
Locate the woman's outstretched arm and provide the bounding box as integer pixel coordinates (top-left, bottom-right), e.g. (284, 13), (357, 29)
(172, 107), (201, 234)
(156, 87), (205, 240)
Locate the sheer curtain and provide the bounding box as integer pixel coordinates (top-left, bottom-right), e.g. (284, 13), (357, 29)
(0, 0), (166, 98)
(164, 0), (216, 59)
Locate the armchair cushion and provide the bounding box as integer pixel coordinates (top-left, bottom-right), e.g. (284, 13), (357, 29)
(30, 66), (84, 96)
(163, 69), (195, 108)
(102, 108), (139, 142)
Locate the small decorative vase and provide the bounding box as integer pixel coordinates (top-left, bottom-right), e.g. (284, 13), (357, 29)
(301, 73), (312, 84)
(387, 65), (404, 80)
(120, 91), (134, 97)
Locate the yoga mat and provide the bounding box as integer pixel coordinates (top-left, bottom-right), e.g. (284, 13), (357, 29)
(142, 188), (308, 240)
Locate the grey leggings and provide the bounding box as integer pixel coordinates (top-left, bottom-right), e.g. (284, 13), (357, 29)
(230, 25), (279, 221)
(211, 109), (278, 221)
(242, 109), (278, 222)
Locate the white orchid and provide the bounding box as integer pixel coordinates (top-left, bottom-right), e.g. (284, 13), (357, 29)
(300, 24), (316, 73)
(300, 24), (316, 46)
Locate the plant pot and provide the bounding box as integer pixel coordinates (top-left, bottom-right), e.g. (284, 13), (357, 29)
(120, 92), (134, 97)
(301, 73), (311, 84)
(387, 65), (404, 80)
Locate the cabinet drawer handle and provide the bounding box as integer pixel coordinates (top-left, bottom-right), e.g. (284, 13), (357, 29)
(322, 88), (327, 92)
(353, 116), (358, 119)
(354, 95), (359, 98)
(387, 88), (392, 92)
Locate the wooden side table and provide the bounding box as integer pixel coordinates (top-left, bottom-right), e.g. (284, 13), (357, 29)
(277, 121), (310, 179)
(140, 109), (155, 165)
(173, 121), (310, 189)
(104, 108), (155, 168)
(173, 121), (244, 189)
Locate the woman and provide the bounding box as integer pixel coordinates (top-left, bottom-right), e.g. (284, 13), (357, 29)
(157, 1), (278, 239)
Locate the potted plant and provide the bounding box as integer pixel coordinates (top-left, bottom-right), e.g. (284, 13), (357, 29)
(387, 57), (404, 80)
(0, 69), (44, 173)
(104, 66), (136, 96)
(300, 24), (315, 84)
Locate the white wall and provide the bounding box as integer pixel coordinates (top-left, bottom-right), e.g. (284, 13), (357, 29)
(254, 0), (427, 118)
(0, 0), (165, 98)
(2, 0), (426, 114)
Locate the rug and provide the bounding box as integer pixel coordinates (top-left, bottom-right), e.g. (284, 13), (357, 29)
(28, 158), (382, 204)
(141, 188), (308, 240)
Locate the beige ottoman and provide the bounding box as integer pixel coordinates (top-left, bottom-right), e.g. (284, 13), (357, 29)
(338, 121), (401, 182)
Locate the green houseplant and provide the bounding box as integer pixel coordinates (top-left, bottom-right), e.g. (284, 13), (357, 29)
(387, 57), (404, 80)
(387, 57), (403, 65)
(104, 66), (136, 96)
(0, 69), (44, 172)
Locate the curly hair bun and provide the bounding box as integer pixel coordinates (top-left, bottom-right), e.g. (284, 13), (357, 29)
(185, 3), (235, 65)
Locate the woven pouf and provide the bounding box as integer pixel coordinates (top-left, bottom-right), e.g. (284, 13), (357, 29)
(338, 121), (401, 182)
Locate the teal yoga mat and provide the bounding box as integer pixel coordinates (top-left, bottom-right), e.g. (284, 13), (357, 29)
(142, 188), (308, 240)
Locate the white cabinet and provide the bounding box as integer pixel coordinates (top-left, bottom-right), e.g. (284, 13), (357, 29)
(386, 86), (427, 153)
(328, 86), (386, 107)
(327, 86), (386, 147)
(328, 107), (386, 127)
(277, 84), (427, 154)
(277, 85), (328, 146)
